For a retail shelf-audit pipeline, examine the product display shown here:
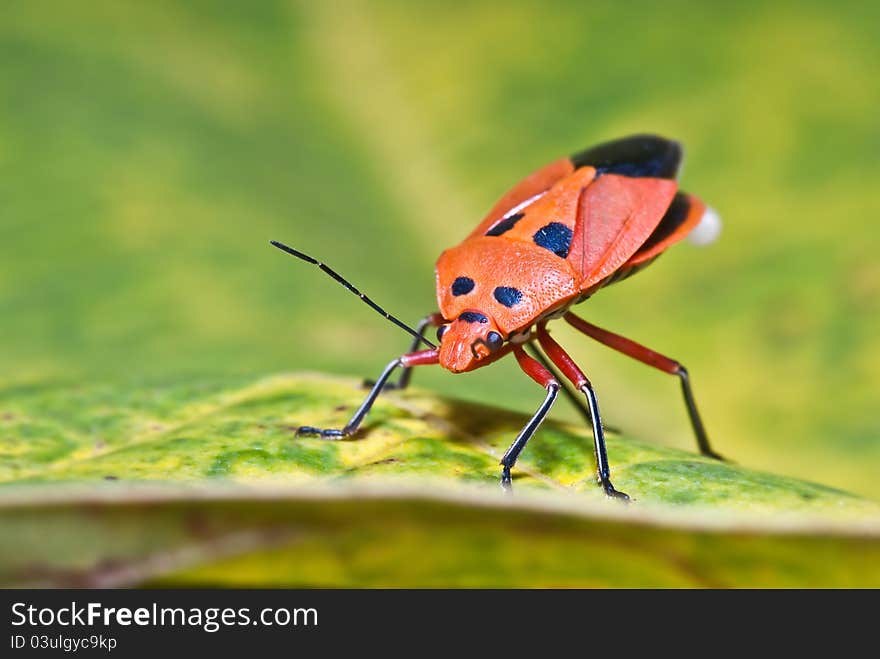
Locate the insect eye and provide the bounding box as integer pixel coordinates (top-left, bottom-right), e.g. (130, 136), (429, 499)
(485, 331), (503, 352)
(436, 324), (450, 342)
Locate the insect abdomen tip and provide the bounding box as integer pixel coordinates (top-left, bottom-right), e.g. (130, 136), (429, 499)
(688, 206), (722, 246)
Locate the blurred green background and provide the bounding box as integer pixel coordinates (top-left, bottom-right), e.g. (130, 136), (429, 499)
(1, 0), (878, 497)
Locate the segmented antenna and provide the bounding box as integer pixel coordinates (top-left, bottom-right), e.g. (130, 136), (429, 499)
(270, 240), (437, 350)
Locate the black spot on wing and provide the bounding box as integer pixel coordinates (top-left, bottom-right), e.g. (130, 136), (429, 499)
(459, 311), (488, 324)
(532, 222), (573, 258)
(493, 286), (523, 308)
(451, 276), (475, 296)
(486, 212), (525, 236)
(571, 134), (682, 179)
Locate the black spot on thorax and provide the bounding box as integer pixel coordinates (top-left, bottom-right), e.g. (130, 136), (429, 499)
(451, 276), (475, 296)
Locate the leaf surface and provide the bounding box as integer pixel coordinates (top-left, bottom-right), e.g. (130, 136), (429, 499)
(1, 374), (877, 587)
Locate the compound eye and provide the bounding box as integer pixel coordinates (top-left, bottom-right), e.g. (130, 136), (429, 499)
(485, 331), (503, 353)
(436, 324), (450, 342)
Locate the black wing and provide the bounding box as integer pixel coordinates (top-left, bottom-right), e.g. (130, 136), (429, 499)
(571, 134), (682, 180)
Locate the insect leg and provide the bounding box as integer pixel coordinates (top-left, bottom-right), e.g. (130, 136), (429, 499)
(394, 312), (444, 389)
(524, 342), (592, 425)
(299, 349), (439, 439)
(537, 324), (629, 500)
(564, 312), (724, 460)
(500, 346), (560, 491)
(363, 312), (444, 391)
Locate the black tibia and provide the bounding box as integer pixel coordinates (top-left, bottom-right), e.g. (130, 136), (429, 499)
(298, 357), (402, 439)
(534, 326), (628, 500)
(500, 384), (559, 491)
(363, 314), (438, 391)
(579, 383), (629, 500)
(678, 367), (725, 461)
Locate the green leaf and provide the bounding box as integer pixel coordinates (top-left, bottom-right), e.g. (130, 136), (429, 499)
(1, 374), (878, 587)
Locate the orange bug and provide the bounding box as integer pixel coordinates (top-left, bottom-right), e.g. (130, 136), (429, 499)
(272, 134), (724, 499)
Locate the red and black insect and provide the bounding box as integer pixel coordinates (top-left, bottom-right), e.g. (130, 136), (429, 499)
(272, 134), (724, 500)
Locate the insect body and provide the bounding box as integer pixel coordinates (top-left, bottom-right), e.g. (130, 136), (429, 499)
(272, 134), (724, 500)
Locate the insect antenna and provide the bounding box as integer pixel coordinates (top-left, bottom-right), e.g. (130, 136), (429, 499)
(270, 240), (437, 349)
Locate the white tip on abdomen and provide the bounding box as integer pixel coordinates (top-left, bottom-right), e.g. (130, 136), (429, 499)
(688, 206), (722, 246)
